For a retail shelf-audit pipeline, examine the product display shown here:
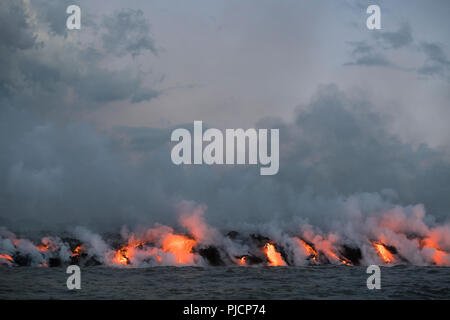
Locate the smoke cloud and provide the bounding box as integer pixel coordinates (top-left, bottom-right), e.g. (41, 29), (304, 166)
(0, 0), (449, 239)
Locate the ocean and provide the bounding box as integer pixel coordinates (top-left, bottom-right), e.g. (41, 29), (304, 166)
(1, 265), (449, 300)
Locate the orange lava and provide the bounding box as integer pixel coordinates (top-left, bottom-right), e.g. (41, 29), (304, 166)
(162, 234), (196, 264)
(238, 256), (247, 265)
(325, 249), (352, 266)
(373, 242), (394, 264)
(264, 243), (286, 266)
(114, 247), (130, 265)
(114, 240), (146, 265)
(36, 239), (58, 253)
(71, 245), (85, 257)
(37, 244), (50, 252)
(421, 239), (448, 266)
(296, 238), (318, 262)
(0, 254), (13, 262)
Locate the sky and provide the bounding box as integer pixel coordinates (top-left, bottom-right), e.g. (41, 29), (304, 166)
(1, 0), (450, 232)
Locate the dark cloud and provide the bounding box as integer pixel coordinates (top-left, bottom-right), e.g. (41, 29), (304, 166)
(343, 23), (414, 67)
(4, 82), (450, 233)
(0, 0), (36, 50)
(276, 85), (450, 218)
(0, 1), (159, 120)
(0, 1), (163, 230)
(0, 0), (37, 95)
(131, 87), (160, 104)
(345, 22), (450, 82)
(345, 41), (391, 67)
(33, 0), (73, 36)
(0, 109), (171, 231)
(344, 24), (413, 67)
(418, 42), (450, 78)
(31, 0), (98, 37)
(374, 23), (413, 49)
(102, 9), (157, 57)
(1, 1), (449, 234)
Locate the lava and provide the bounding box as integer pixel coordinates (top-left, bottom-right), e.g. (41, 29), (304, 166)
(162, 234), (196, 264)
(421, 238), (449, 266)
(114, 240), (146, 265)
(0, 254), (13, 262)
(71, 245), (85, 257)
(264, 243), (286, 266)
(1, 207), (450, 267)
(324, 249), (352, 266)
(36, 238), (58, 253)
(37, 244), (50, 252)
(238, 256), (247, 265)
(296, 238), (318, 262)
(373, 242), (395, 264)
(114, 247), (130, 265)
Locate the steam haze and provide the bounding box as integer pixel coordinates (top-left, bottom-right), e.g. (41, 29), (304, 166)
(1, 0), (450, 235)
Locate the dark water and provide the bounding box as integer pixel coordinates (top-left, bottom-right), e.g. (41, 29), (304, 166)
(0, 266), (449, 299)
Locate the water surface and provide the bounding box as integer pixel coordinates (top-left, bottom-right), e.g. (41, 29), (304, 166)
(1, 266), (449, 299)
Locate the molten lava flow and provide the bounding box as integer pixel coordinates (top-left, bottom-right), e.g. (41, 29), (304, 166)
(37, 238), (58, 253)
(421, 239), (448, 266)
(37, 244), (50, 252)
(162, 234), (196, 264)
(373, 242), (394, 263)
(325, 250), (352, 266)
(0, 254), (13, 262)
(432, 249), (447, 266)
(114, 240), (146, 265)
(296, 238), (318, 262)
(115, 247), (129, 265)
(264, 243), (286, 266)
(238, 256), (247, 265)
(71, 245), (85, 257)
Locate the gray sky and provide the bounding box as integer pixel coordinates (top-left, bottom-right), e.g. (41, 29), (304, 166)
(1, 0), (450, 232)
(82, 0), (450, 147)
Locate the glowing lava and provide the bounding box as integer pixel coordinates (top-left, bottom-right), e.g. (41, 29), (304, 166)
(36, 238), (58, 253)
(115, 247), (129, 265)
(162, 234), (196, 264)
(325, 249), (352, 266)
(0, 254), (13, 262)
(421, 239), (448, 266)
(373, 242), (394, 264)
(114, 240), (146, 265)
(37, 244), (50, 252)
(296, 238), (318, 262)
(264, 243), (286, 266)
(238, 256), (247, 265)
(71, 245), (85, 257)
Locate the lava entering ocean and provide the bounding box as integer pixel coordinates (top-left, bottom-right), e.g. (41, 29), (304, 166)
(264, 243), (287, 266)
(372, 242), (395, 264)
(1, 205), (449, 268)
